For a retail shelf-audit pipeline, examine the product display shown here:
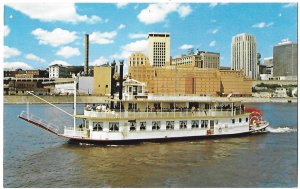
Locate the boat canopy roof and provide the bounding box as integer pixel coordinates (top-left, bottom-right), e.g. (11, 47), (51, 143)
(105, 96), (242, 103)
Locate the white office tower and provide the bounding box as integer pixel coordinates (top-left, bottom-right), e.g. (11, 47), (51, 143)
(231, 33), (257, 80)
(148, 33), (170, 67)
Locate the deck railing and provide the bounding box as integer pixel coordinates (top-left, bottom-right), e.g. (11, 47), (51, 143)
(63, 126), (88, 138)
(83, 109), (245, 119)
(19, 111), (62, 134)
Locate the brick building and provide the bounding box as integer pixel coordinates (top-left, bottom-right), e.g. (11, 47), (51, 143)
(129, 59), (252, 97)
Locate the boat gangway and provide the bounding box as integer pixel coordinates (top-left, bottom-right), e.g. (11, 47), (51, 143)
(18, 111), (62, 135)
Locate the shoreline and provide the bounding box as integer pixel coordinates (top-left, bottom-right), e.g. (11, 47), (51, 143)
(3, 95), (297, 104)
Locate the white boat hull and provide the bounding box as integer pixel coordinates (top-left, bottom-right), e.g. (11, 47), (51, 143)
(62, 121), (269, 144)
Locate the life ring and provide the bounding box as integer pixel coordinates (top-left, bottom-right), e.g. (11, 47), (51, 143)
(251, 118), (261, 127)
(207, 129), (211, 135)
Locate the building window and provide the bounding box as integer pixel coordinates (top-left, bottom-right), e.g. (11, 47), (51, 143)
(201, 120), (208, 128)
(130, 122), (136, 131)
(109, 122), (119, 132)
(191, 120), (199, 128)
(140, 121), (146, 130)
(152, 121), (160, 130)
(179, 120), (187, 129)
(93, 122), (103, 131)
(166, 121), (174, 130)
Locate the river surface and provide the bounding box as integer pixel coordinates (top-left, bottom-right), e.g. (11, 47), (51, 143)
(3, 103), (297, 187)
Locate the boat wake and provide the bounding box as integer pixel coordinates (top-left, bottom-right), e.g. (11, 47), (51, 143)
(267, 127), (297, 133)
(79, 142), (94, 146)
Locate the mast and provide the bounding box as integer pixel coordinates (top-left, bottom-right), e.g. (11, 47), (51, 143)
(73, 75), (79, 135)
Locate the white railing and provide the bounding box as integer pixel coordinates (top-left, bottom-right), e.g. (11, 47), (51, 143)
(64, 126), (88, 138)
(148, 95), (212, 101)
(83, 109), (243, 119)
(19, 111), (61, 134)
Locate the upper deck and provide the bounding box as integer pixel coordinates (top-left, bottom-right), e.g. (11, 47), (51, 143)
(75, 109), (248, 121)
(111, 95), (244, 103)
(75, 95), (248, 120)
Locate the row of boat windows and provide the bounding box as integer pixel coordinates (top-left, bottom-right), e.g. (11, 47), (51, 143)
(233, 117), (248, 123)
(92, 118), (248, 132)
(92, 120), (209, 132)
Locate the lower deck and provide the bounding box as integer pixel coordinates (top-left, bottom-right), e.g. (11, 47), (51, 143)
(64, 114), (255, 141)
(67, 131), (262, 145)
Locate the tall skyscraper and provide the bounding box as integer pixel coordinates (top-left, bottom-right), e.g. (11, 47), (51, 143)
(273, 39), (298, 79)
(231, 33), (257, 80)
(148, 33), (170, 67)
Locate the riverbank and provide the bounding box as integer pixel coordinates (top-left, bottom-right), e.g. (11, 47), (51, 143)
(3, 95), (297, 104)
(3, 95), (107, 104)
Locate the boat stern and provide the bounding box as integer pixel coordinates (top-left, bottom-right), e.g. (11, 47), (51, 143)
(62, 126), (90, 139)
(250, 120), (269, 133)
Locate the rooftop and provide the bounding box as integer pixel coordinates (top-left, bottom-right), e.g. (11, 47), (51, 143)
(277, 39), (297, 46)
(148, 32), (170, 38)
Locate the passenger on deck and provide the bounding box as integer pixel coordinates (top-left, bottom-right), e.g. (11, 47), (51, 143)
(96, 104), (102, 112)
(191, 106), (195, 114)
(85, 104), (91, 111)
(92, 104), (96, 111)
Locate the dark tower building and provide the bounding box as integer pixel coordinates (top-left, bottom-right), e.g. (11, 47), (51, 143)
(84, 34), (89, 76)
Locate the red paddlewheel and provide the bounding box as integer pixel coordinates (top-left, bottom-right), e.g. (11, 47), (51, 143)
(245, 107), (263, 115)
(245, 107), (263, 125)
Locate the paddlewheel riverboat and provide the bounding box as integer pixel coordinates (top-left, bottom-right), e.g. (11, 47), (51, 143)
(19, 77), (269, 145)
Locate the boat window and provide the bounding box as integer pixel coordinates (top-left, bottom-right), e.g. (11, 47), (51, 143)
(130, 122), (136, 131)
(152, 121), (161, 130)
(246, 118), (249, 122)
(128, 103), (137, 111)
(232, 119), (235, 124)
(166, 121), (174, 130)
(201, 120), (208, 128)
(239, 118), (242, 123)
(109, 122), (119, 132)
(191, 120), (199, 128)
(179, 120), (187, 129)
(140, 122), (146, 130)
(154, 103), (161, 110)
(93, 122), (103, 131)
(85, 120), (89, 128)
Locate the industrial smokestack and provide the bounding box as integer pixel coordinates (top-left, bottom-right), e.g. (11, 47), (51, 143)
(119, 60), (124, 100)
(84, 34), (89, 76)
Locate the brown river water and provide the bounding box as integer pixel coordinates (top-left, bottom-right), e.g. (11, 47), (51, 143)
(4, 103), (297, 187)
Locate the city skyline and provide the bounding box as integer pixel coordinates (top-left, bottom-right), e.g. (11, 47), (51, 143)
(4, 2), (298, 73)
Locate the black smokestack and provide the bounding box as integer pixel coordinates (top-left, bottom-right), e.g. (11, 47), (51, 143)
(111, 60), (116, 97)
(119, 60), (124, 100)
(110, 60), (116, 108)
(84, 34), (89, 76)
